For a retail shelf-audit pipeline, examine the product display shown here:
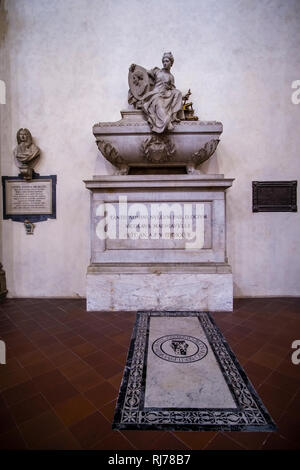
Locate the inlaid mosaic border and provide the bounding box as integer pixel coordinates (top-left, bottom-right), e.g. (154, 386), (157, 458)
(113, 312), (276, 432)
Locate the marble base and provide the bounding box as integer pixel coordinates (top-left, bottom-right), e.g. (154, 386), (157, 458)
(85, 175), (234, 313)
(86, 268), (233, 312)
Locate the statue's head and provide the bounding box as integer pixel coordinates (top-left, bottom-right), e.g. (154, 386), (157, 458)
(16, 128), (32, 145)
(162, 52), (174, 69)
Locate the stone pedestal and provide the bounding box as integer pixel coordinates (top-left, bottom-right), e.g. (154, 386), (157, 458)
(0, 263), (8, 301)
(84, 174), (234, 312)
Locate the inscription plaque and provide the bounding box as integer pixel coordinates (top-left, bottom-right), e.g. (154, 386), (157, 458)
(252, 181), (297, 212)
(2, 175), (57, 222)
(96, 201), (211, 251)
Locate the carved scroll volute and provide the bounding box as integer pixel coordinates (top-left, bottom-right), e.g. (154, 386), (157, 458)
(191, 139), (220, 166)
(96, 140), (129, 175)
(96, 140), (123, 165)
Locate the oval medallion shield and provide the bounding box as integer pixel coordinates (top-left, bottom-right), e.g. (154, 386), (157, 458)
(152, 334), (208, 363)
(128, 65), (150, 101)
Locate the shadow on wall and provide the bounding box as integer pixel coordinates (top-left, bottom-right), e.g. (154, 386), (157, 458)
(233, 281), (244, 298)
(0, 80), (5, 104)
(0, 1), (7, 44)
(200, 147), (220, 175)
(0, 0), (11, 297)
(0, 0), (8, 105)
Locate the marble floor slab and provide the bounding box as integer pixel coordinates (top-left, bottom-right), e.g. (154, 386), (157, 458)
(113, 312), (276, 432)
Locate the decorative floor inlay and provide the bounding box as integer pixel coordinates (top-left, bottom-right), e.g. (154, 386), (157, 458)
(113, 312), (277, 431)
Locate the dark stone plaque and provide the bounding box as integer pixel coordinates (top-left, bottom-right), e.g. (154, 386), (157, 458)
(252, 181), (297, 212)
(2, 175), (57, 222)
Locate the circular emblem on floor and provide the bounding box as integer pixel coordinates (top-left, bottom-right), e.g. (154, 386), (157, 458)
(152, 334), (208, 363)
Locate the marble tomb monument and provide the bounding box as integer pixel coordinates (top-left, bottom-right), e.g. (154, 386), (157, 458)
(85, 52), (234, 312)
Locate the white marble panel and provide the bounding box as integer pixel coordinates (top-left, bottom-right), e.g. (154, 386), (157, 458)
(89, 176), (229, 264)
(103, 201), (212, 250)
(145, 316), (236, 408)
(86, 272), (233, 312)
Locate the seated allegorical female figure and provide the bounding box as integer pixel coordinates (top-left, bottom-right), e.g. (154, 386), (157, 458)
(128, 52), (184, 134)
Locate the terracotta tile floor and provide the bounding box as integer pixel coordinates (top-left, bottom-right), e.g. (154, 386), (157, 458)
(0, 297), (300, 450)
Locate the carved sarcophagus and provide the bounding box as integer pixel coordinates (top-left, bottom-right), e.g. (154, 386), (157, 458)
(93, 110), (222, 174)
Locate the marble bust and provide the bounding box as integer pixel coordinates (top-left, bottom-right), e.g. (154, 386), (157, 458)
(13, 128), (40, 180)
(128, 52), (184, 133)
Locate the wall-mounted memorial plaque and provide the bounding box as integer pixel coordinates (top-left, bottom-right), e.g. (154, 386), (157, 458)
(252, 181), (297, 212)
(2, 175), (57, 222)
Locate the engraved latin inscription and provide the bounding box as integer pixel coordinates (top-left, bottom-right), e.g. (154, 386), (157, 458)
(99, 201), (212, 250)
(5, 180), (52, 215)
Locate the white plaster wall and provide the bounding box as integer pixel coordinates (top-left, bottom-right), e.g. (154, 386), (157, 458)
(0, 0), (299, 297)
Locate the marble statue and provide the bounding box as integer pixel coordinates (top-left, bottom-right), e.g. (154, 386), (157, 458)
(128, 52), (184, 133)
(14, 128), (40, 180)
(94, 52), (222, 174)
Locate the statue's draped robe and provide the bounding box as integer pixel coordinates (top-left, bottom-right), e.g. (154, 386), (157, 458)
(142, 68), (183, 133)
(14, 143), (40, 165)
